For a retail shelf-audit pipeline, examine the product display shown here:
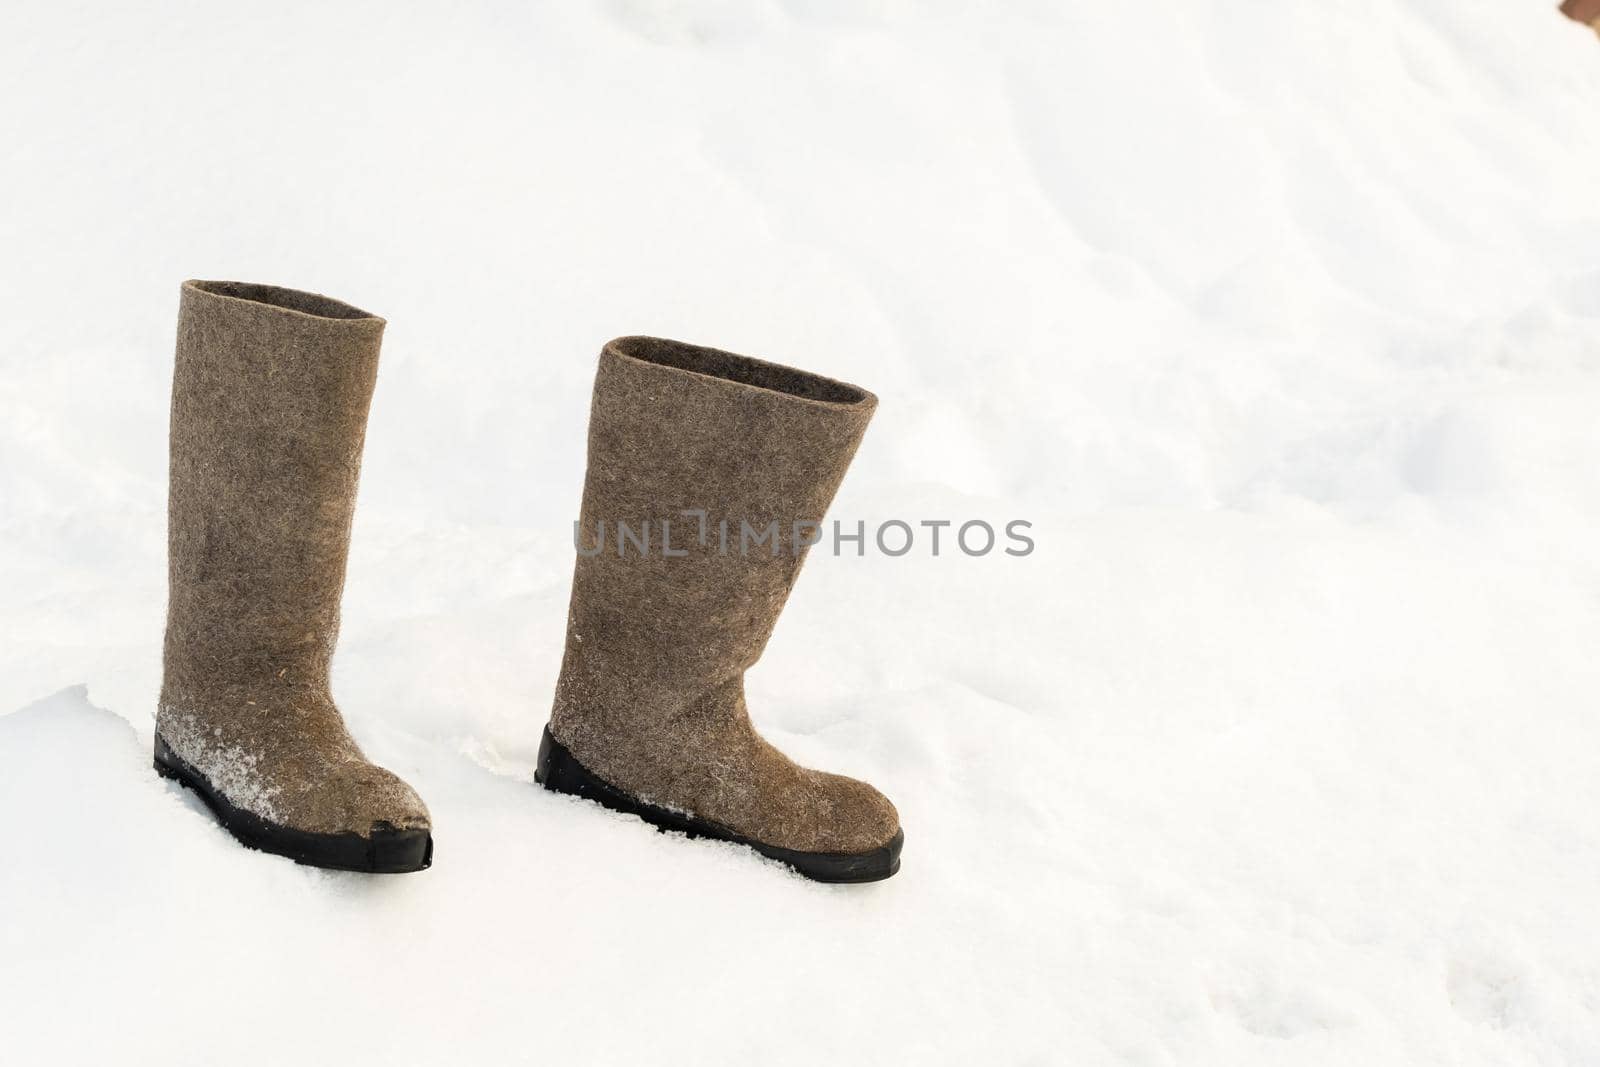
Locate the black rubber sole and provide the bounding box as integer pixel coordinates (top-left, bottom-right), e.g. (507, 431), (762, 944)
(535, 726), (902, 883)
(154, 733), (433, 874)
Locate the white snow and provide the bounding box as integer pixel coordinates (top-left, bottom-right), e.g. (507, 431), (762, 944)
(5, 1), (1600, 1064)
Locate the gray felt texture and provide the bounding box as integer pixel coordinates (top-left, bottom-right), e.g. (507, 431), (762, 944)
(158, 280), (429, 838)
(548, 337), (899, 855)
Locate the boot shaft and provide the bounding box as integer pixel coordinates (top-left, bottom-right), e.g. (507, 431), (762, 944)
(559, 336), (876, 693)
(162, 281), (385, 697)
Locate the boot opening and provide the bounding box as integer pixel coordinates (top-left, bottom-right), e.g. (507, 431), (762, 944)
(187, 280), (379, 321)
(608, 336), (870, 405)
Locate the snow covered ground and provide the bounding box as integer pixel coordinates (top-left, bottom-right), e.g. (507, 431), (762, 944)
(5, 1), (1600, 1063)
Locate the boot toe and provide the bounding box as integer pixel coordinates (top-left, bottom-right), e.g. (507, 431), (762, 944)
(811, 771), (900, 855)
(321, 761), (431, 837)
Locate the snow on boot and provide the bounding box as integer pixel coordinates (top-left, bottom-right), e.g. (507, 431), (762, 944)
(538, 337), (902, 882)
(155, 280), (432, 873)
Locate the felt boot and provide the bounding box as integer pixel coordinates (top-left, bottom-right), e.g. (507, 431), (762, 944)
(538, 337), (903, 882)
(155, 280), (432, 873)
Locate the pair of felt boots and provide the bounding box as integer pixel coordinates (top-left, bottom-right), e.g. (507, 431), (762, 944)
(155, 280), (902, 882)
